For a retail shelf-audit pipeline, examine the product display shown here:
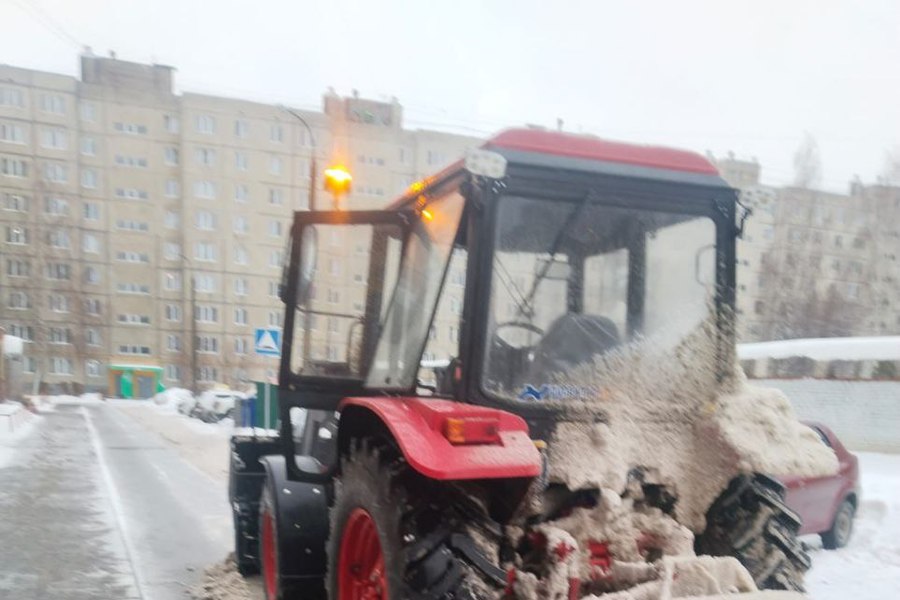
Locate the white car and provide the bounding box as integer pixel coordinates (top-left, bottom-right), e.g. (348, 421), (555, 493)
(195, 390), (245, 421)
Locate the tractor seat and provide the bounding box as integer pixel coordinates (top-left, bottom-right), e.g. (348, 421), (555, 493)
(528, 314), (621, 384)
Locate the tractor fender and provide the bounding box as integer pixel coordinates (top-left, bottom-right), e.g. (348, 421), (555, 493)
(338, 396), (542, 481)
(259, 455), (330, 584)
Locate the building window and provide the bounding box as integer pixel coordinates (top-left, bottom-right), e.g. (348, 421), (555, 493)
(85, 298), (102, 315)
(43, 162), (68, 183)
(234, 119), (248, 138)
(195, 242), (217, 262)
(195, 210), (217, 231)
(115, 188), (148, 201)
(195, 305), (219, 323)
(164, 147), (179, 166)
(165, 365), (182, 381)
(81, 168), (98, 189)
(194, 274), (217, 292)
(269, 155), (282, 175)
(0, 88), (25, 108)
(163, 271), (183, 296)
(195, 114), (216, 134)
(235, 183), (249, 202)
(8, 291), (29, 309)
(197, 366), (218, 382)
(116, 251), (150, 263)
(846, 283), (859, 299)
(269, 188), (283, 205)
(40, 94), (66, 115)
(49, 293), (70, 312)
(80, 137), (96, 156)
(268, 281), (280, 297)
(234, 278), (248, 296)
(113, 122), (147, 135)
(117, 313), (151, 325)
(268, 311), (282, 327)
(233, 216), (248, 234)
(197, 335), (219, 353)
(268, 220), (283, 237)
(44, 196), (68, 215)
(86, 360), (102, 377)
(7, 259), (29, 277)
(40, 127), (68, 149)
(270, 124), (284, 143)
(0, 123), (25, 144)
(117, 282), (151, 294)
(269, 250), (284, 268)
(164, 114), (180, 133)
(115, 219), (149, 232)
(4, 193), (29, 212)
(164, 242), (181, 260)
(1, 157), (28, 177)
(118, 344), (151, 355)
(46, 262), (71, 280)
(196, 147), (216, 166)
(49, 357), (74, 375)
(235, 151), (248, 170)
(85, 328), (101, 346)
(235, 337), (248, 354)
(82, 233), (100, 254)
(49, 327), (72, 344)
(234, 307), (248, 324)
(114, 155), (148, 168)
(165, 304), (182, 322)
(7, 325), (34, 341)
(84, 266), (100, 284)
(194, 180), (216, 199)
(5, 226), (27, 245)
(80, 101), (96, 121)
(167, 335), (182, 352)
(233, 245), (248, 265)
(84, 202), (100, 220)
(164, 211), (179, 229)
(165, 179), (180, 198)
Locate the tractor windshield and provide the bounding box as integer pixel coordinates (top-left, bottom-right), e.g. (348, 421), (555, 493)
(483, 194), (718, 403)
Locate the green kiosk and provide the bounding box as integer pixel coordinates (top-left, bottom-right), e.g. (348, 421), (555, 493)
(108, 364), (165, 399)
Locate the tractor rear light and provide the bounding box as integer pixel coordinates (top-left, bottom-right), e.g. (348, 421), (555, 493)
(443, 417), (501, 445)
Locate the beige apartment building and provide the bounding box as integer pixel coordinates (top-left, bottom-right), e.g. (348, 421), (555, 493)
(0, 53), (478, 395)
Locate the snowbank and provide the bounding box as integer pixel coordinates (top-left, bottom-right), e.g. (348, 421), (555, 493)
(738, 336), (900, 361)
(153, 387), (195, 413)
(0, 403), (40, 469)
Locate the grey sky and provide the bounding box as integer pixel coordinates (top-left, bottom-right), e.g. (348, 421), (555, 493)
(3, 0), (898, 191)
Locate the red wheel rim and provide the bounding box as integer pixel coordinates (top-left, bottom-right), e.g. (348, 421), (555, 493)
(338, 508), (388, 600)
(261, 507), (277, 599)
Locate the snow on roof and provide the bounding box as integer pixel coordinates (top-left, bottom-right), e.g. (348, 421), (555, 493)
(738, 336), (900, 361)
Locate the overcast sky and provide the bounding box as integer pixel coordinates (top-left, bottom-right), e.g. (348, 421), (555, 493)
(3, 0), (898, 191)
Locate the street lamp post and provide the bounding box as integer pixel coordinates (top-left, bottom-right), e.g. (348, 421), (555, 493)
(280, 106), (318, 368)
(174, 254), (198, 392)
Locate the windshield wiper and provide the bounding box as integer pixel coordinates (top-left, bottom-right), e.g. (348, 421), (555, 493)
(516, 191), (595, 319)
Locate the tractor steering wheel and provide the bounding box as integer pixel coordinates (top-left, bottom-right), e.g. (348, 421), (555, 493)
(492, 321), (545, 352)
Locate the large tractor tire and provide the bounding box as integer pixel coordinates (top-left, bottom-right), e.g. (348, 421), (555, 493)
(695, 473), (811, 592)
(327, 439), (506, 600)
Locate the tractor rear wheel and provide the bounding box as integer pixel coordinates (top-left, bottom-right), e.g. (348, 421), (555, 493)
(695, 473), (811, 592)
(328, 439), (504, 600)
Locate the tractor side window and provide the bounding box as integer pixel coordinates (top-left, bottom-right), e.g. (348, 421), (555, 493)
(366, 189), (465, 389)
(418, 247), (467, 394)
(290, 223), (402, 379)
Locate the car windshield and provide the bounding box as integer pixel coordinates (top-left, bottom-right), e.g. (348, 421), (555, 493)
(483, 194), (717, 403)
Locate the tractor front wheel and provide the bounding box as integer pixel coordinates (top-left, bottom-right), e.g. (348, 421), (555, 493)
(328, 440), (499, 600)
(696, 473), (811, 592)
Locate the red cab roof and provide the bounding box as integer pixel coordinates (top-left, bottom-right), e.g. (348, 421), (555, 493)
(485, 128), (719, 175)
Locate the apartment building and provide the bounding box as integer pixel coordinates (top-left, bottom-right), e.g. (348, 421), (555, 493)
(0, 53), (478, 395)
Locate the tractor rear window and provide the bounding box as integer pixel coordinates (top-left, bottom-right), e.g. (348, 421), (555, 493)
(483, 194), (717, 403)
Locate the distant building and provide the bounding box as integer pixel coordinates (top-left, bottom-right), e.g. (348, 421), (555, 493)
(0, 53), (478, 395)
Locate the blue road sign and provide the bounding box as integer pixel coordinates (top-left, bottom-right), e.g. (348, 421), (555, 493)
(254, 328), (282, 357)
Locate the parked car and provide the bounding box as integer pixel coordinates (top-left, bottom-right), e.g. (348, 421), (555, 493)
(195, 389), (245, 422)
(781, 422), (860, 549)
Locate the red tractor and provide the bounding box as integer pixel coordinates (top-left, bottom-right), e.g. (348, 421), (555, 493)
(229, 129), (832, 600)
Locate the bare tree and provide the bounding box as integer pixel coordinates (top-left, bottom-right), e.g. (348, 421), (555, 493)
(793, 132), (822, 189)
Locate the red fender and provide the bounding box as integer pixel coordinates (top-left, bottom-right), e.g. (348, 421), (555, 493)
(338, 397), (542, 481)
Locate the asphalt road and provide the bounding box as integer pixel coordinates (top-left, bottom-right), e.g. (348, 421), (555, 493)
(0, 402), (233, 600)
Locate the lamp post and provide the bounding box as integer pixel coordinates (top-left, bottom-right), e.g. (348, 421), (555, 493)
(173, 254), (197, 392)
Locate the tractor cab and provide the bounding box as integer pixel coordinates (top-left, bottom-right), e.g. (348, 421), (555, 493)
(235, 129), (817, 600)
(278, 128), (737, 468)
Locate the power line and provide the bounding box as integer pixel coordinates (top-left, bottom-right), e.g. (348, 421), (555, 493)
(8, 0), (83, 49)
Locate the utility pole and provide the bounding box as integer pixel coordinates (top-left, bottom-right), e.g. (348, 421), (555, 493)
(176, 254), (198, 392)
(279, 106), (318, 368)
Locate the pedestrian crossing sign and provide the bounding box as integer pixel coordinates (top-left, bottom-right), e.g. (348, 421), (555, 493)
(254, 328), (282, 357)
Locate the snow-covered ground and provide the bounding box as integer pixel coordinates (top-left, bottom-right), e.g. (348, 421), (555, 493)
(0, 402), (39, 469)
(805, 452), (900, 599)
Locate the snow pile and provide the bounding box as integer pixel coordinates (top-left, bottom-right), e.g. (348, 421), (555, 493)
(550, 315), (837, 532)
(738, 336), (900, 361)
(0, 402), (40, 469)
(190, 554), (256, 600)
(153, 387), (194, 413)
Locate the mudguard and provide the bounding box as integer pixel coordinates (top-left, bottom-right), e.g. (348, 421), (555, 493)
(229, 433), (280, 571)
(259, 455), (331, 585)
(338, 397), (542, 480)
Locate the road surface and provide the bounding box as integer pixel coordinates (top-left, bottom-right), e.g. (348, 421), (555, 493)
(0, 401), (233, 600)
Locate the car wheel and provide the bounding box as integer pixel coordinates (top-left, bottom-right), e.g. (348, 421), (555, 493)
(821, 499), (854, 550)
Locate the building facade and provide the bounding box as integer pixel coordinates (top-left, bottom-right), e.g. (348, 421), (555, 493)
(0, 53), (477, 394)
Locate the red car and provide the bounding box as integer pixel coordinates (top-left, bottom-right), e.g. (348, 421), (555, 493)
(781, 422), (860, 549)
